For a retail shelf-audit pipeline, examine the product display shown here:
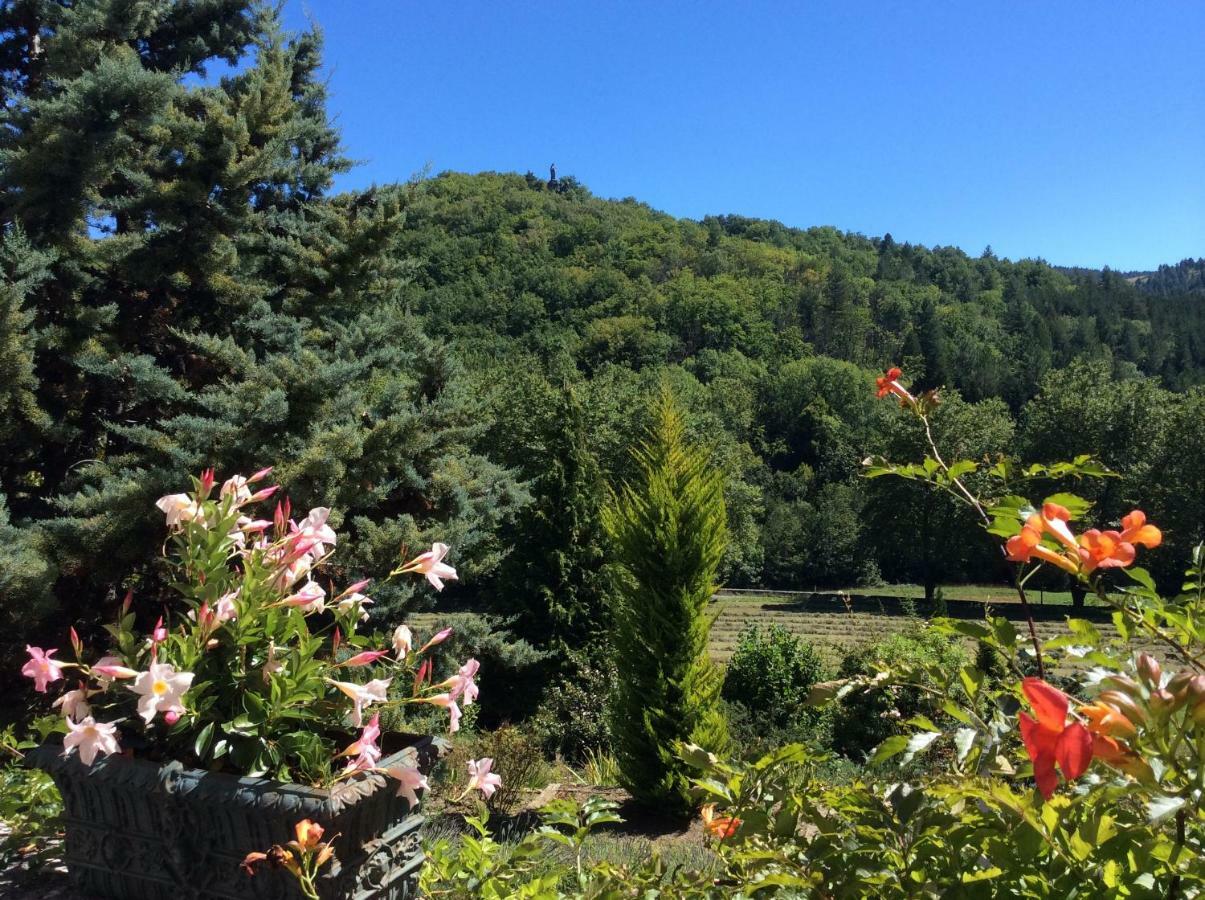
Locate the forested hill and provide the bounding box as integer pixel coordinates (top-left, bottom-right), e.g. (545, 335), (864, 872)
(394, 171), (1205, 400)
(371, 170), (1205, 597)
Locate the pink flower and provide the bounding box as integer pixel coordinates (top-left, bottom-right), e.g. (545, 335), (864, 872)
(22, 646), (65, 693)
(397, 543), (458, 591)
(424, 692), (462, 733)
(130, 663), (194, 724)
(53, 688), (91, 722)
(466, 758), (502, 799)
(280, 581), (326, 615)
(336, 592), (373, 622)
(440, 658), (480, 708)
(292, 508), (337, 557)
(248, 466), (274, 484)
(341, 714), (382, 772)
(382, 765), (428, 807)
(326, 677), (392, 728)
(221, 475), (252, 504)
(392, 625), (413, 659)
(214, 591), (239, 623)
(62, 717), (121, 766)
(156, 493), (204, 529)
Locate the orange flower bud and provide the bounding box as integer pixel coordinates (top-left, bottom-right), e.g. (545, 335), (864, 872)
(1136, 653), (1162, 688)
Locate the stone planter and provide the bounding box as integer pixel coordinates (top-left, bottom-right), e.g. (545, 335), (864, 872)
(27, 735), (439, 900)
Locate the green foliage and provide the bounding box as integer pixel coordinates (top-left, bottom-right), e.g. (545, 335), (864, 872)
(603, 386), (729, 815)
(0, 722), (63, 877)
(832, 624), (969, 759)
(722, 625), (829, 732)
(529, 652), (614, 762)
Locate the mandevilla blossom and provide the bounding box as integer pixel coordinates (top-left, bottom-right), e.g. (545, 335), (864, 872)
(335, 592), (373, 622)
(1017, 677), (1092, 799)
(131, 662), (194, 724)
(465, 757), (502, 798)
(440, 658), (480, 707)
(22, 646), (65, 693)
(701, 803), (742, 840)
(53, 688), (91, 722)
(392, 624), (413, 659)
(340, 714), (382, 772)
(292, 507), (337, 557)
(92, 658), (139, 687)
(397, 543), (458, 592)
(382, 764), (428, 807)
(221, 474), (252, 504)
(156, 493), (204, 529)
(281, 581), (326, 615)
(62, 716), (120, 766)
(424, 692), (462, 734)
(214, 591), (239, 623)
(874, 366), (915, 404)
(326, 677), (391, 728)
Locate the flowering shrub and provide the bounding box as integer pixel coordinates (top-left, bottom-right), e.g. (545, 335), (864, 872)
(20, 468), (491, 798)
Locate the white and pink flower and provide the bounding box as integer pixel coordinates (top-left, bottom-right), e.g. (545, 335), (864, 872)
(341, 714), (382, 773)
(382, 765), (428, 807)
(53, 688), (92, 722)
(130, 662), (194, 724)
(397, 543), (457, 592)
(156, 493), (204, 529)
(326, 677), (392, 728)
(423, 692), (462, 734)
(281, 581), (326, 615)
(62, 717), (121, 766)
(465, 757), (502, 799)
(440, 658), (480, 708)
(391, 625), (413, 659)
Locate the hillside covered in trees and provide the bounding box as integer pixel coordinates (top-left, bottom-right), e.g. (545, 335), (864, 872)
(390, 171), (1205, 597)
(0, 0), (1201, 671)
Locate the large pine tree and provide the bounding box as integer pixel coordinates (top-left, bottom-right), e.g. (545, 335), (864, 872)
(0, 1), (523, 652)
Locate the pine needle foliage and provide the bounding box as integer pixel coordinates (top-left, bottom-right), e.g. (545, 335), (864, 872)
(604, 385), (729, 816)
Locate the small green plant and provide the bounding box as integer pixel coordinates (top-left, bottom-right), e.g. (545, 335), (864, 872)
(576, 747), (620, 787)
(0, 721), (64, 877)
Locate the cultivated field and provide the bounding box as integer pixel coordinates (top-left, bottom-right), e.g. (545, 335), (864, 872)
(408, 586), (1159, 669)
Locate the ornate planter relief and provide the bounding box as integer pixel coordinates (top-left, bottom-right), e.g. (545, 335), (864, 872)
(28, 736), (438, 900)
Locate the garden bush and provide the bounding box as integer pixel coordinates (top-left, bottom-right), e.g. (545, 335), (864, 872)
(529, 652), (615, 762)
(831, 622), (968, 759)
(438, 725), (550, 817)
(722, 624), (829, 729)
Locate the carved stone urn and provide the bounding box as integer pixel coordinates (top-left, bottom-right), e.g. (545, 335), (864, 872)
(27, 735), (438, 900)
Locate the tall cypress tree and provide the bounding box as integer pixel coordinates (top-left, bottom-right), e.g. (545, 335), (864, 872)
(0, 1), (523, 648)
(604, 386), (729, 816)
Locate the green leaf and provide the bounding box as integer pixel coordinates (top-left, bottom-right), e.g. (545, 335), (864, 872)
(193, 722), (215, 761)
(869, 734), (910, 765)
(1042, 492), (1092, 519)
(901, 731), (940, 764)
(1147, 795), (1185, 824)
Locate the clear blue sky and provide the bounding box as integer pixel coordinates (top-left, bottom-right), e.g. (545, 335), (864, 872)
(282, 1), (1203, 271)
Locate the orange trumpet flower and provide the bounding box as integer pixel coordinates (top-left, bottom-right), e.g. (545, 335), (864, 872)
(1018, 678), (1092, 799)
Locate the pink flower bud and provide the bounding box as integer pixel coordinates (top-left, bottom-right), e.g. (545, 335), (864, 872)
(248, 466), (274, 484)
(341, 650), (391, 668)
(152, 616), (168, 644)
(418, 627), (453, 654)
(92, 664), (139, 680)
(122, 589), (134, 614)
(249, 485), (279, 503)
(164, 710), (180, 725)
(199, 467), (216, 497)
(69, 627), (83, 658)
(1136, 653), (1162, 688)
